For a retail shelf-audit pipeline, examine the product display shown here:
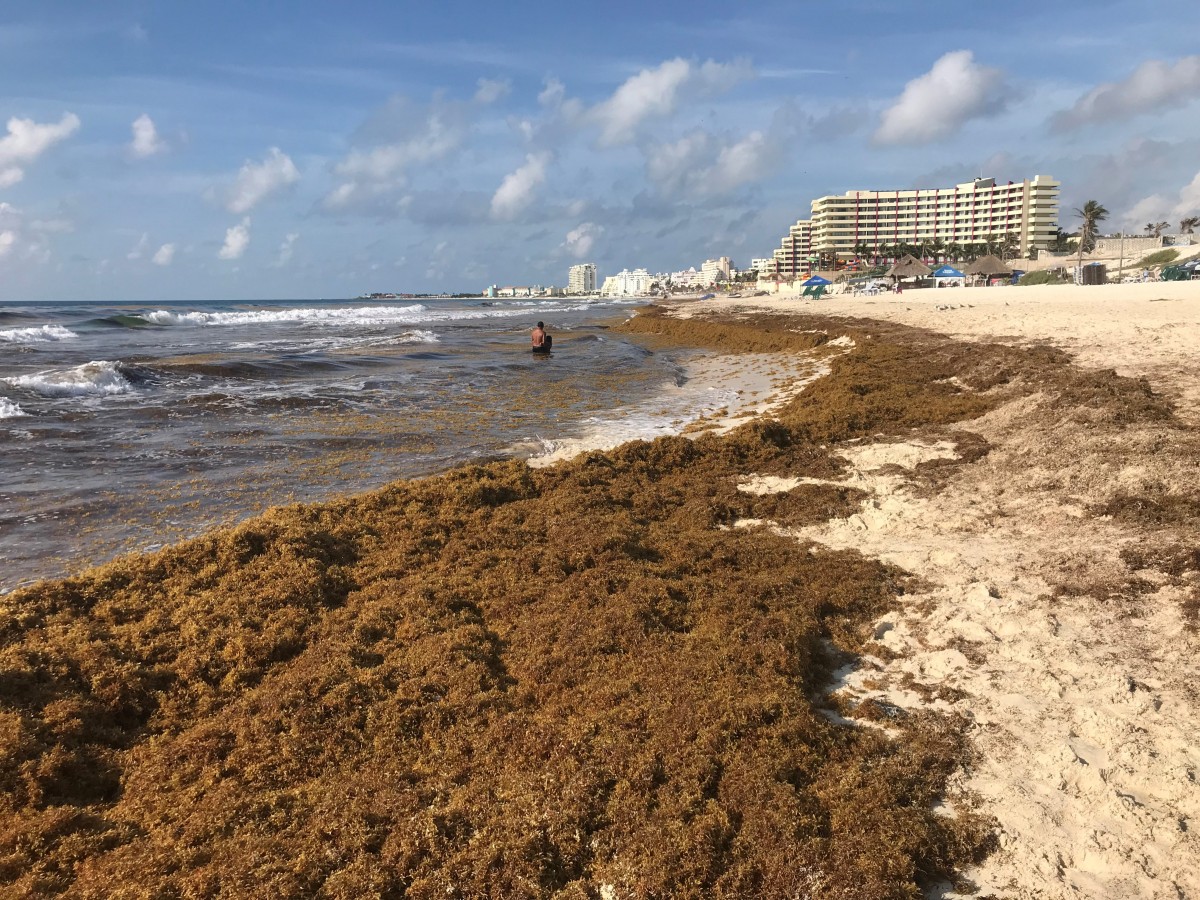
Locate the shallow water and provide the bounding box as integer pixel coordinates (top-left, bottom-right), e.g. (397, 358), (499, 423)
(0, 297), (747, 591)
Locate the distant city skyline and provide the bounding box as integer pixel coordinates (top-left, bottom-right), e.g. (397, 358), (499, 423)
(0, 0), (1198, 300)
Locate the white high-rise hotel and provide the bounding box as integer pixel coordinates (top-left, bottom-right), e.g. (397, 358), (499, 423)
(771, 175), (1060, 278)
(567, 263), (597, 294)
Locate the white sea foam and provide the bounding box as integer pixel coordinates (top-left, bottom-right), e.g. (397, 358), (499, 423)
(395, 330), (438, 343)
(0, 324), (78, 343)
(0, 397), (27, 418)
(525, 351), (829, 468)
(226, 329), (441, 354)
(140, 302), (596, 329)
(142, 305), (429, 327)
(5, 361), (133, 397)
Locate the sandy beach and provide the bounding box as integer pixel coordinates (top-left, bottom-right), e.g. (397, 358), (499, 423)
(3, 287), (1199, 897)
(685, 280), (1200, 899)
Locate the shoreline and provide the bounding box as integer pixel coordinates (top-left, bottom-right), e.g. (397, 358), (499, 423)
(2, 301), (1197, 896)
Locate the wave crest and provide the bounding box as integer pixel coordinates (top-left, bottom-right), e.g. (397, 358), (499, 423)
(5, 361), (135, 398)
(0, 324), (78, 343)
(141, 305), (431, 327)
(0, 397), (27, 418)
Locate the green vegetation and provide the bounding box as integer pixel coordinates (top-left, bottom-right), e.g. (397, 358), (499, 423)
(1134, 249), (1179, 268)
(1018, 270), (1070, 286)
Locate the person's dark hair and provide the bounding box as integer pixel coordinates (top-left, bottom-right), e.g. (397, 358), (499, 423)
(536, 321), (544, 328)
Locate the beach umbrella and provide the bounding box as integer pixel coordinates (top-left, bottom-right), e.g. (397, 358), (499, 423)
(931, 264), (965, 278)
(801, 275), (831, 286)
(964, 255), (1012, 277)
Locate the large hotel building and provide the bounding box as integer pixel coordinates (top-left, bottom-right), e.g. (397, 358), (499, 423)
(771, 175), (1060, 278)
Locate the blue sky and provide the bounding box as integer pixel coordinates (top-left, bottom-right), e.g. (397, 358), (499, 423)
(1, 0), (1198, 300)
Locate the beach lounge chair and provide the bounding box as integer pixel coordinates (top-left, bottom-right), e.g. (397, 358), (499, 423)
(811, 285), (826, 300)
(801, 286), (813, 297)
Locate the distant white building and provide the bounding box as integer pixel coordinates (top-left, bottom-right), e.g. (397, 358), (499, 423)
(670, 267), (704, 287)
(599, 268), (653, 297)
(567, 263), (597, 294)
(750, 258), (776, 275)
(700, 256), (733, 284)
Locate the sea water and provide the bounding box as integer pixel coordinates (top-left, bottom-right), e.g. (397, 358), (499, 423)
(0, 297), (746, 591)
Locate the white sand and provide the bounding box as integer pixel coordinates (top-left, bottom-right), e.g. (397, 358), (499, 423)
(681, 281), (1200, 899)
(707, 280), (1200, 422)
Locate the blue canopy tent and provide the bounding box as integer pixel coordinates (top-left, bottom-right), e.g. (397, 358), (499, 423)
(801, 275), (831, 298)
(931, 264), (965, 287)
(931, 265), (965, 278)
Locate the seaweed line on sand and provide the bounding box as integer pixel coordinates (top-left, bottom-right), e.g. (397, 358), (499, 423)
(2, 306), (1196, 897)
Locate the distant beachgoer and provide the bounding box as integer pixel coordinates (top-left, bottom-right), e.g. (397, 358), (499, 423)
(532, 321), (546, 349)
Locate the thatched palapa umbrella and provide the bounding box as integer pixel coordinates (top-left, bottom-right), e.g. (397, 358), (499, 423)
(885, 254), (932, 279)
(964, 254), (1012, 277)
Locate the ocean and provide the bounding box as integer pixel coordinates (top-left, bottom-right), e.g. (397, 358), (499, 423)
(0, 296), (749, 593)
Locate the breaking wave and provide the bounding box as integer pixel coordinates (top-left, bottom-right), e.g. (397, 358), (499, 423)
(0, 324), (78, 343)
(0, 397), (27, 418)
(5, 361), (137, 398)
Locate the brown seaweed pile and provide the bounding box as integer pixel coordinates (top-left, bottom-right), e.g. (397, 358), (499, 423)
(6, 307), (1169, 898)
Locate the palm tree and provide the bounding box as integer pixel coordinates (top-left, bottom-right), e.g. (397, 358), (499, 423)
(1155, 221), (1169, 237)
(1181, 216), (1199, 235)
(1075, 200), (1110, 274)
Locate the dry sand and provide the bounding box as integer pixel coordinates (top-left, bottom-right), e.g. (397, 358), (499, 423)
(678, 281), (1200, 899)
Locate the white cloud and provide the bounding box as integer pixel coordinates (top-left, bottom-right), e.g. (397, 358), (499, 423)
(646, 129), (781, 198)
(0, 112), (80, 185)
(129, 114), (166, 158)
(589, 57), (753, 146)
(127, 232), (150, 260)
(226, 147), (299, 214)
(490, 152), (551, 220)
(1124, 169), (1200, 230)
(474, 78), (511, 104)
(0, 202), (61, 265)
(561, 222), (602, 259)
(1053, 56), (1200, 130)
(152, 243), (175, 266)
(874, 50), (1011, 145)
(218, 218), (251, 260)
(538, 77), (566, 108)
(323, 94), (473, 214)
(275, 232), (299, 267)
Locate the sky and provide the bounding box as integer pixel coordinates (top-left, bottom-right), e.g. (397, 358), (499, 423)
(1, 0), (1198, 301)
